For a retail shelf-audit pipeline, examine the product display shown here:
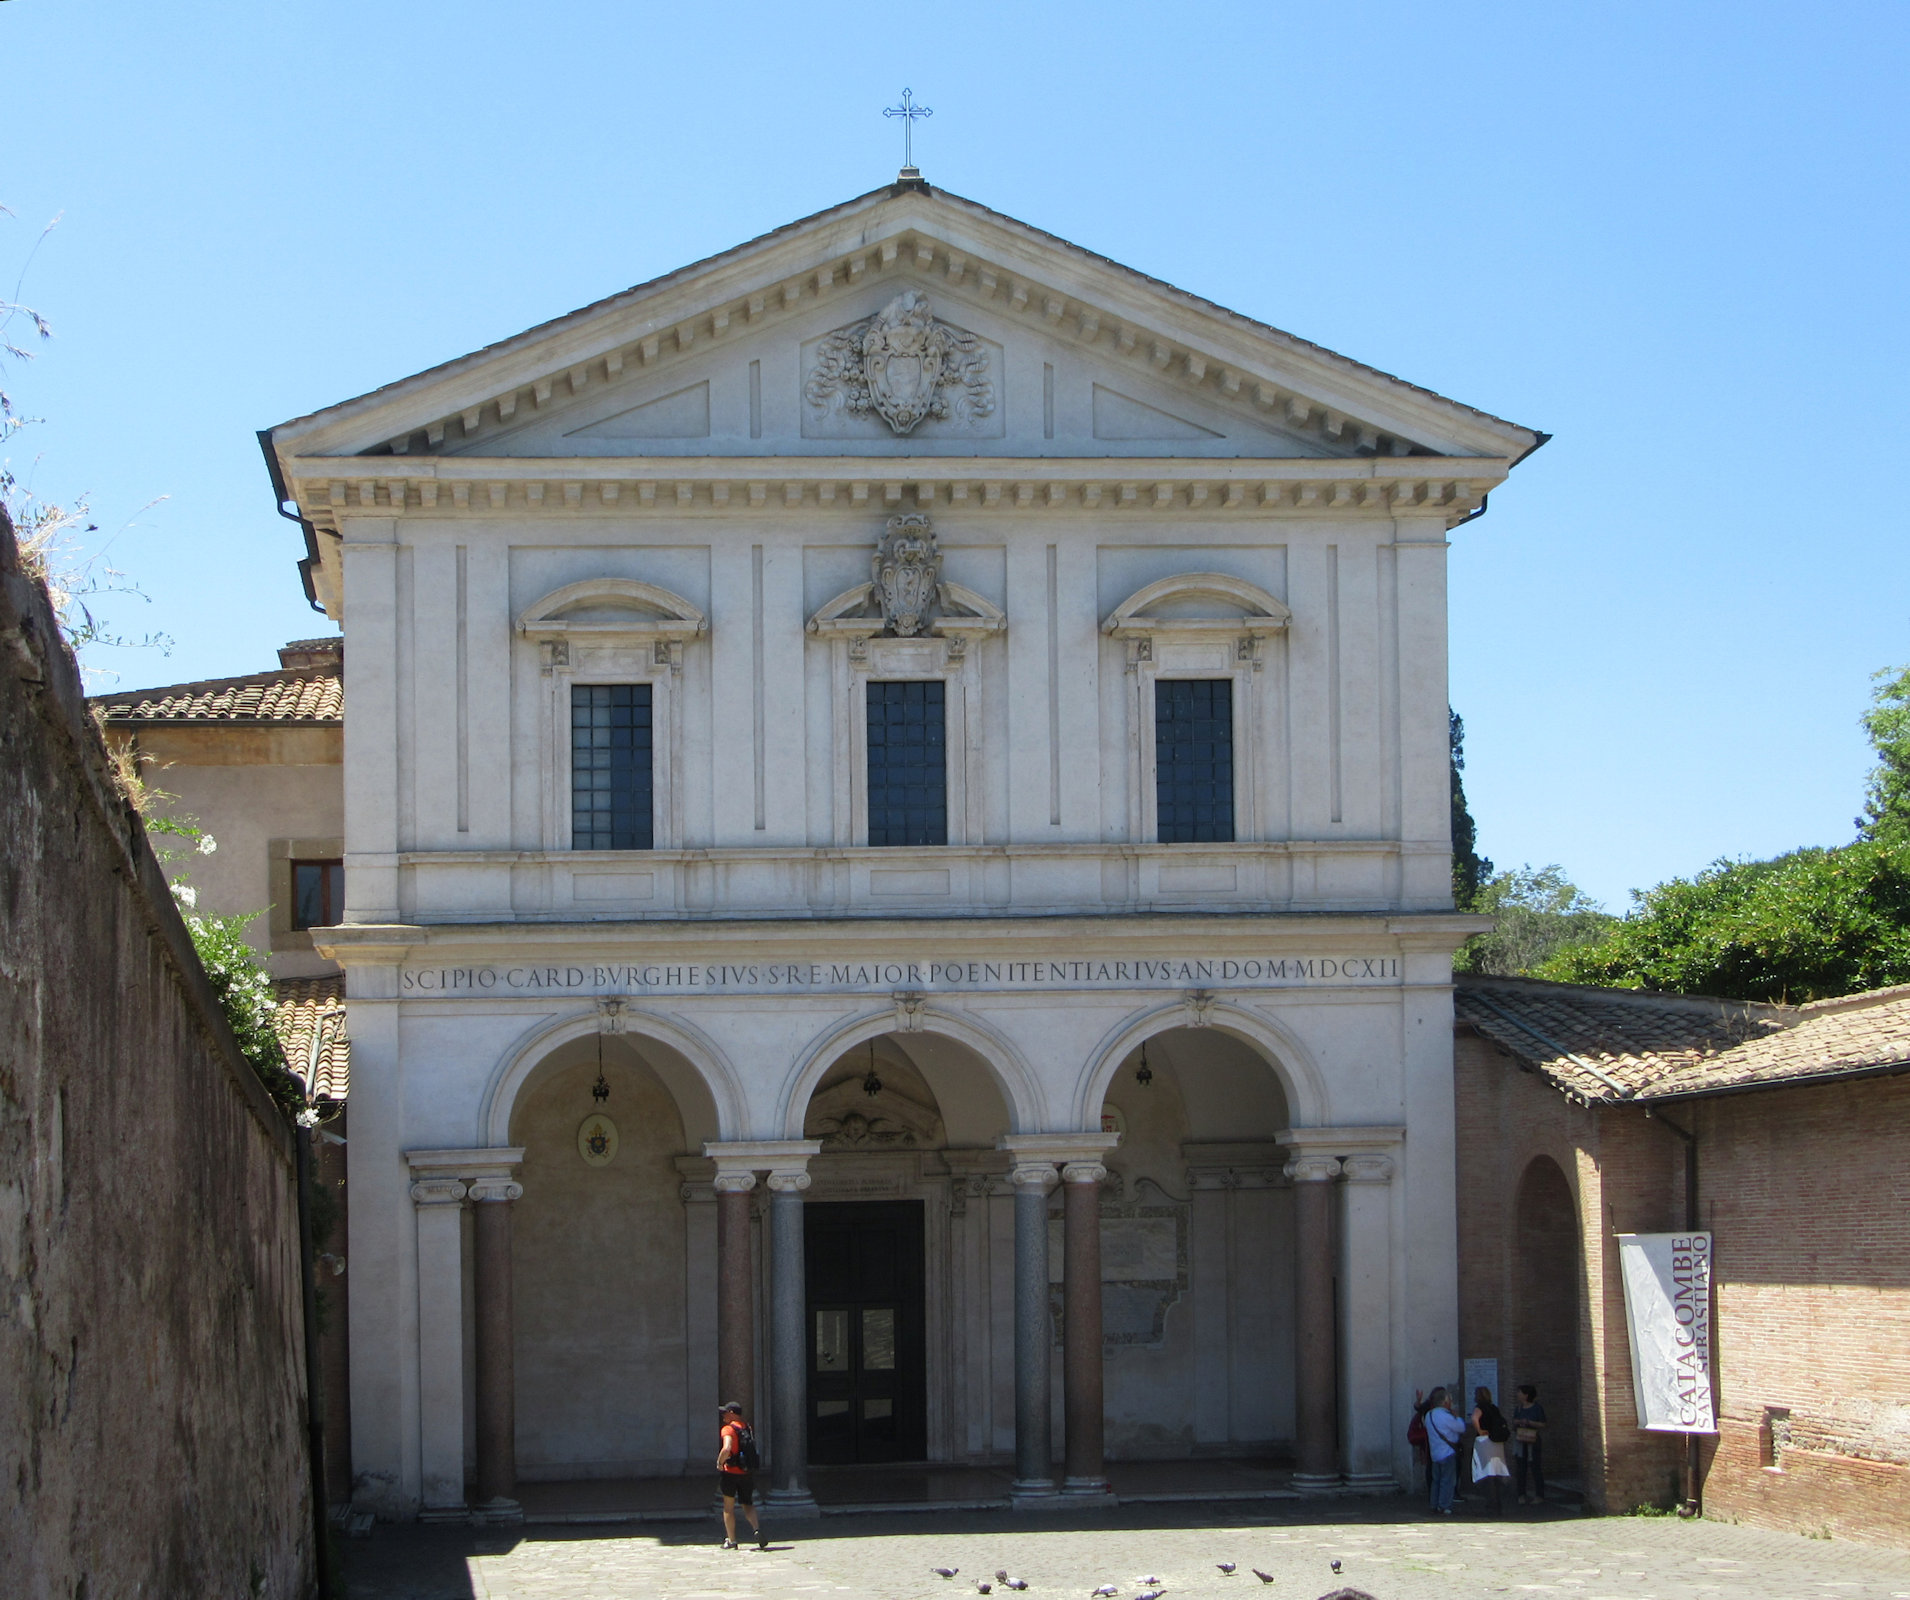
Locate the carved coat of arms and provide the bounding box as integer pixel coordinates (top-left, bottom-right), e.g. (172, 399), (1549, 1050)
(873, 513), (941, 637)
(805, 290), (993, 435)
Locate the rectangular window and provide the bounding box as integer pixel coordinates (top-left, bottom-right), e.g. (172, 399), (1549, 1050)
(571, 683), (653, 850)
(291, 859), (345, 930)
(866, 680), (947, 847)
(1155, 678), (1235, 843)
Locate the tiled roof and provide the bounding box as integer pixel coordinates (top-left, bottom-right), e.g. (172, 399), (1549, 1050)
(1637, 984), (1910, 1100)
(93, 665), (342, 724)
(272, 975), (349, 1103)
(1454, 976), (1790, 1103)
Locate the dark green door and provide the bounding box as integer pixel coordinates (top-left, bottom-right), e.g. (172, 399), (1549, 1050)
(804, 1201), (927, 1464)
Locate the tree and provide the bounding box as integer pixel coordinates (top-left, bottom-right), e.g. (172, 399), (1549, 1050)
(1538, 841), (1910, 1003)
(1456, 865), (1617, 977)
(1858, 664), (1910, 844)
(1450, 709), (1493, 909)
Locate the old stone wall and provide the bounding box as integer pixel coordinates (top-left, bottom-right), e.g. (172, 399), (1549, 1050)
(1688, 1074), (1910, 1546)
(0, 512), (317, 1598)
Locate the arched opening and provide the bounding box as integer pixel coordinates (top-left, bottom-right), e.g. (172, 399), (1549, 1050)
(1512, 1154), (1582, 1480)
(1097, 1025), (1295, 1462)
(796, 1030), (1013, 1467)
(505, 1029), (719, 1481)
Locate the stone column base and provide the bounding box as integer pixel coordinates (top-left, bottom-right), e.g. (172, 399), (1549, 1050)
(1340, 1472), (1396, 1496)
(1009, 1478), (1061, 1509)
(418, 1503), (472, 1524)
(471, 1496), (524, 1525)
(1060, 1477), (1118, 1506)
(760, 1487), (822, 1518)
(1289, 1471), (1345, 1496)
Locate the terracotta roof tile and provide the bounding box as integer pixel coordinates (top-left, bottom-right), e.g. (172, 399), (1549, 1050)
(1454, 976), (1788, 1102)
(272, 975), (349, 1102)
(1637, 985), (1910, 1099)
(93, 665), (342, 724)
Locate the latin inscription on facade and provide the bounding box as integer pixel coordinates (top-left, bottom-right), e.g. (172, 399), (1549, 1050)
(398, 954), (1404, 997)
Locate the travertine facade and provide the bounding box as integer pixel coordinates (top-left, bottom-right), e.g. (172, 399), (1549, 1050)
(261, 177), (1542, 1519)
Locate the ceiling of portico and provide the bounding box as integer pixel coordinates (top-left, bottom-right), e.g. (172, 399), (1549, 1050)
(266, 183), (1544, 475)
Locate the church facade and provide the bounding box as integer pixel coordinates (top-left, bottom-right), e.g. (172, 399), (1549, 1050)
(261, 177), (1542, 1519)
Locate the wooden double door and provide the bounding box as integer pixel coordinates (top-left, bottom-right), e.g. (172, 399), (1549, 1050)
(804, 1200), (927, 1464)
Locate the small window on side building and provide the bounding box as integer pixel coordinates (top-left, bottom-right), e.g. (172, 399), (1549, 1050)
(1154, 678), (1235, 843)
(291, 860), (345, 930)
(867, 680), (947, 847)
(572, 683), (654, 850)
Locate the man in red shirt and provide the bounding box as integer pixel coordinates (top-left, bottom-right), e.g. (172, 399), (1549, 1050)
(717, 1401), (766, 1550)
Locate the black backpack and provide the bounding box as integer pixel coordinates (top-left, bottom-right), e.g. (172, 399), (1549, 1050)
(733, 1421), (761, 1471)
(1484, 1406), (1511, 1445)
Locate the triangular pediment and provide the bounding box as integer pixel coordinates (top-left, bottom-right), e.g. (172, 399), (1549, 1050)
(266, 183), (1544, 474)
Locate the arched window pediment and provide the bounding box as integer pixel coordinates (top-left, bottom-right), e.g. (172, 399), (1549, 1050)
(516, 578), (708, 640)
(1101, 572), (1291, 639)
(807, 580), (1006, 638)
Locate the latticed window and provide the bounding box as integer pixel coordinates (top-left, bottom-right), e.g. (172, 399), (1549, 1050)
(571, 684), (653, 850)
(866, 680), (947, 847)
(1154, 678), (1234, 843)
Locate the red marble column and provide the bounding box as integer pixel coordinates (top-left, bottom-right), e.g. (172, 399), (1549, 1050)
(1289, 1154), (1342, 1491)
(1062, 1160), (1109, 1495)
(715, 1172), (758, 1416)
(471, 1177), (524, 1512)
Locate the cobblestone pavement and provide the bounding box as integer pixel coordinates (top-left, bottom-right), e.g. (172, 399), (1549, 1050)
(345, 1497), (1910, 1600)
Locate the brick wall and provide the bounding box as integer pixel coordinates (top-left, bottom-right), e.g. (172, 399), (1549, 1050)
(1455, 1029), (1685, 1512)
(1688, 1075), (1910, 1544)
(0, 513), (317, 1597)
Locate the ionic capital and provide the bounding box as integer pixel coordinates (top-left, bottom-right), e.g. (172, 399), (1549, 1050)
(712, 1171), (759, 1194)
(1283, 1155), (1343, 1185)
(410, 1177), (468, 1206)
(766, 1170), (812, 1195)
(1341, 1153), (1395, 1185)
(1010, 1161), (1060, 1192)
(1060, 1161), (1108, 1187)
(468, 1178), (524, 1204)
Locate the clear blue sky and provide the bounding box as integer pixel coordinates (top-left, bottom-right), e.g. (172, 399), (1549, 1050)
(6, 0), (1906, 908)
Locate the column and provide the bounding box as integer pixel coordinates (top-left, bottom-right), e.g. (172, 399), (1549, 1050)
(1009, 1159), (1059, 1502)
(1287, 1154), (1342, 1492)
(714, 1171), (758, 1418)
(470, 1177), (524, 1519)
(1061, 1160), (1111, 1498)
(764, 1166), (819, 1515)
(410, 1177), (467, 1516)
(1340, 1154), (1397, 1492)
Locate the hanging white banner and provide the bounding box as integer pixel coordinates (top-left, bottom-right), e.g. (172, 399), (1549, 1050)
(1616, 1232), (1717, 1434)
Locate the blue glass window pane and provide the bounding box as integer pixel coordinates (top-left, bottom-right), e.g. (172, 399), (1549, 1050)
(1154, 678), (1235, 843)
(571, 683), (653, 850)
(866, 680), (947, 847)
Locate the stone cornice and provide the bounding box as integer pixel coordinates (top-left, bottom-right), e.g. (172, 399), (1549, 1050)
(290, 453), (1504, 533)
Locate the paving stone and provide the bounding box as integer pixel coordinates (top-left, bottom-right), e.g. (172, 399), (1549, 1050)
(345, 1496), (1910, 1600)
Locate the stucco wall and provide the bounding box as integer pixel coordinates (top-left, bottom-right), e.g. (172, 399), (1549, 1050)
(0, 515), (316, 1598)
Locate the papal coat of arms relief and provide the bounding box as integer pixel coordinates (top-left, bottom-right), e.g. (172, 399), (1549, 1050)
(804, 290), (995, 435)
(872, 512), (941, 637)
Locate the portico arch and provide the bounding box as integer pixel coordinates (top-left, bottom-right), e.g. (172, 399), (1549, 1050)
(1073, 998), (1329, 1131)
(481, 1004), (742, 1148)
(777, 1005), (1045, 1138)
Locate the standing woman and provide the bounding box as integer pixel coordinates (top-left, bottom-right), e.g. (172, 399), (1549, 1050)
(1512, 1384), (1549, 1505)
(1471, 1386), (1513, 1516)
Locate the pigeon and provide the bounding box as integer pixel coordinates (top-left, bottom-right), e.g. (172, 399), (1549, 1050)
(997, 1572), (1011, 1584)
(1217, 1564), (1236, 1575)
(977, 1586), (992, 1596)
(1251, 1571), (1275, 1585)
(1135, 1581), (1161, 1589)
(1092, 1588), (1119, 1597)
(1136, 1591), (1166, 1600)
(933, 1569), (960, 1580)
(1004, 1584), (1029, 1593)
(1330, 1560), (1343, 1575)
